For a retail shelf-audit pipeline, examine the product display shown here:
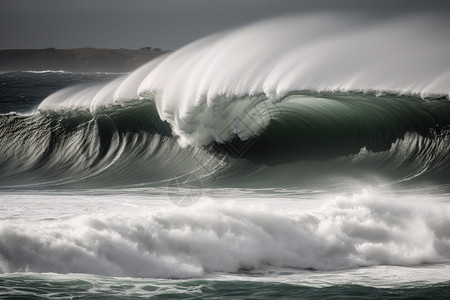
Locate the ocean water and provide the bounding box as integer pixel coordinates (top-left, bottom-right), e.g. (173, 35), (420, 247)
(1, 14), (450, 299)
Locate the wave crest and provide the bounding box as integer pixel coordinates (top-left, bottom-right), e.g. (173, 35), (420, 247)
(37, 14), (450, 146)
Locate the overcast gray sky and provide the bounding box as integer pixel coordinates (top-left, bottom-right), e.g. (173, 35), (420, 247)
(0, 0), (449, 50)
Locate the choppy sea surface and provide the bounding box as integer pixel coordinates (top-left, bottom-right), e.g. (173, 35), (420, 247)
(1, 14), (450, 299)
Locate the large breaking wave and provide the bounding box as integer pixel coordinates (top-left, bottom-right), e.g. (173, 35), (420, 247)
(1, 14), (450, 189)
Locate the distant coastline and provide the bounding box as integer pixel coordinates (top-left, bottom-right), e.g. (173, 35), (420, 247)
(0, 47), (169, 73)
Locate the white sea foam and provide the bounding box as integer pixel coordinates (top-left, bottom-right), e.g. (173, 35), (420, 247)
(0, 192), (449, 278)
(24, 70), (69, 74)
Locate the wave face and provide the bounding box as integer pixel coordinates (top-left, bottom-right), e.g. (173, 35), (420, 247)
(0, 103), (224, 188)
(1, 14), (450, 189)
(2, 92), (450, 189)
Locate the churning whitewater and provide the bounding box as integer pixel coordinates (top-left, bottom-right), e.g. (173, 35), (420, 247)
(1, 13), (450, 298)
(1, 194), (450, 277)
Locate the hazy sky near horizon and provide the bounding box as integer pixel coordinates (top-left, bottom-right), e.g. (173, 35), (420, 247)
(0, 0), (449, 50)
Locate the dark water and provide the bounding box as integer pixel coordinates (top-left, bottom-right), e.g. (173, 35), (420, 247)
(0, 71), (121, 114)
(0, 275), (450, 299)
(1, 272), (450, 299)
